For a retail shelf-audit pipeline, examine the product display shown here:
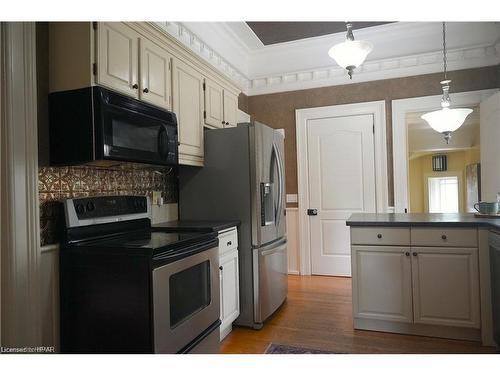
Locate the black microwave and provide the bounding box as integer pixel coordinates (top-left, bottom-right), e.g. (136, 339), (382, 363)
(49, 86), (178, 166)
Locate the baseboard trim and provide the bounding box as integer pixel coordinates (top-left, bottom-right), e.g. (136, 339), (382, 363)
(354, 317), (483, 343)
(220, 324), (232, 342)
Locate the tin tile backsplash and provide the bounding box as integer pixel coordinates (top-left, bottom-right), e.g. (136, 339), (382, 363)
(39, 164), (178, 246)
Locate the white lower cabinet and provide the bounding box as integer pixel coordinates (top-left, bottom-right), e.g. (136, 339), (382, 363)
(218, 228), (240, 341)
(352, 246), (413, 322)
(351, 226), (481, 339)
(411, 247), (480, 328)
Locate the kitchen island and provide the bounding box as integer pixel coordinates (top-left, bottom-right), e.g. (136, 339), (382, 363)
(346, 213), (497, 347)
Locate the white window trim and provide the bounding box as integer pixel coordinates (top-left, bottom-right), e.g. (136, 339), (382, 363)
(392, 88), (499, 213)
(295, 100), (387, 275)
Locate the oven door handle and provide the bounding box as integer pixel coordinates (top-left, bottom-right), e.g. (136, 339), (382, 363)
(152, 238), (218, 266)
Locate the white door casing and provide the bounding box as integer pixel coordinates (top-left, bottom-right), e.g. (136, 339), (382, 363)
(0, 22), (42, 348)
(480, 91), (500, 202)
(391, 89), (498, 213)
(307, 114), (376, 276)
(296, 101), (387, 276)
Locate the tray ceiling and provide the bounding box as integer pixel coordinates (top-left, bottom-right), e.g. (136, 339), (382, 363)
(246, 22), (392, 45)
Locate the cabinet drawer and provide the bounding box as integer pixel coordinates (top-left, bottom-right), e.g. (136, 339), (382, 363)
(351, 227), (410, 246)
(411, 227), (477, 247)
(218, 228), (238, 255)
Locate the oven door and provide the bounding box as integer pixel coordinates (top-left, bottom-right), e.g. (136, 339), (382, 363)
(152, 246), (220, 353)
(97, 89), (178, 165)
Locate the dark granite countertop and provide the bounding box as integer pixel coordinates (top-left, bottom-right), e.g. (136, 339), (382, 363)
(346, 213), (500, 230)
(152, 220), (240, 233)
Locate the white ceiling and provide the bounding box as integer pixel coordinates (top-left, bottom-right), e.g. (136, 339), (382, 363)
(156, 22), (500, 95)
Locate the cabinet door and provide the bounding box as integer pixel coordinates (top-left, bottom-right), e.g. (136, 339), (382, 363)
(220, 249), (240, 327)
(352, 246), (413, 322)
(172, 58), (204, 165)
(223, 91), (238, 128)
(411, 247), (480, 328)
(139, 38), (172, 110)
(97, 22), (139, 98)
(204, 79), (224, 128)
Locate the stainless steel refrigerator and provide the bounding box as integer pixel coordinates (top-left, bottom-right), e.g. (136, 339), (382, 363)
(179, 121), (287, 329)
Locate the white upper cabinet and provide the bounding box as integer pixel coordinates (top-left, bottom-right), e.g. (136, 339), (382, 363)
(97, 22), (139, 98)
(223, 91), (238, 128)
(204, 79), (225, 128)
(172, 58), (205, 166)
(411, 247), (480, 328)
(139, 38), (172, 110)
(204, 80), (239, 128)
(48, 22), (241, 166)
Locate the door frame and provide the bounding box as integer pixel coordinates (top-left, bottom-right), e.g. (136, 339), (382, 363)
(0, 22), (41, 347)
(392, 89), (498, 213)
(296, 101), (388, 276)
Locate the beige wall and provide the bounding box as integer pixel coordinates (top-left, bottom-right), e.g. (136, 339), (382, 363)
(247, 66), (499, 207)
(409, 149), (480, 213)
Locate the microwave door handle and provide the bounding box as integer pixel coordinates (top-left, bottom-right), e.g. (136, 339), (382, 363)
(158, 125), (169, 159)
(273, 142), (284, 228)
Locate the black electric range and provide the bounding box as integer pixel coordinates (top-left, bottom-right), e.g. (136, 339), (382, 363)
(59, 195), (221, 354)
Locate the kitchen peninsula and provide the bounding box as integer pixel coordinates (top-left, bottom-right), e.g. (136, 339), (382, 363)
(346, 213), (498, 347)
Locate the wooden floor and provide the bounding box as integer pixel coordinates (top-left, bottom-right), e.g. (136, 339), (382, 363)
(221, 275), (496, 354)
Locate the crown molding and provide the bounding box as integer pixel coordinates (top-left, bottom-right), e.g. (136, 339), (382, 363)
(154, 22), (251, 93)
(248, 43), (500, 96)
(154, 22), (500, 97)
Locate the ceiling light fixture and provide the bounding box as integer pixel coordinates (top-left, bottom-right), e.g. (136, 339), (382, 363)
(421, 22), (472, 144)
(328, 22), (373, 79)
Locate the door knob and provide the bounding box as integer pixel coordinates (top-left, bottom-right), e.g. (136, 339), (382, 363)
(441, 234), (447, 240)
(143, 88), (149, 93)
(132, 84), (138, 89)
(221, 120), (225, 124)
(226, 122), (229, 125)
(412, 252), (418, 257)
(405, 252), (410, 257)
(219, 266), (223, 270)
(307, 209), (318, 216)
(377, 233), (382, 239)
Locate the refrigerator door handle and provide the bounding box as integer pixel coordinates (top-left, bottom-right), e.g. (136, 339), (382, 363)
(260, 241), (287, 256)
(273, 142), (284, 228)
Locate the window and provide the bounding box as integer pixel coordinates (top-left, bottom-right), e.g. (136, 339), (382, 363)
(428, 176), (459, 213)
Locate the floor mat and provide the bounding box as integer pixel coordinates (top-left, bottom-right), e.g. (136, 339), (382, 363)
(264, 343), (338, 354)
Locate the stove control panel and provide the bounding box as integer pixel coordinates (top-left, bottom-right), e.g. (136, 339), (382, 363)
(64, 195), (150, 228)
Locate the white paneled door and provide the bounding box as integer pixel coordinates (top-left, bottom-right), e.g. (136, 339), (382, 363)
(307, 114), (376, 276)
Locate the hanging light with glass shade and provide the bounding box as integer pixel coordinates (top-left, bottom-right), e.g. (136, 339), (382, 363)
(328, 22), (373, 79)
(421, 22), (472, 144)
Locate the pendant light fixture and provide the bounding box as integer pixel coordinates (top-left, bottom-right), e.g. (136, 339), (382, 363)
(421, 22), (472, 144)
(328, 22), (373, 79)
